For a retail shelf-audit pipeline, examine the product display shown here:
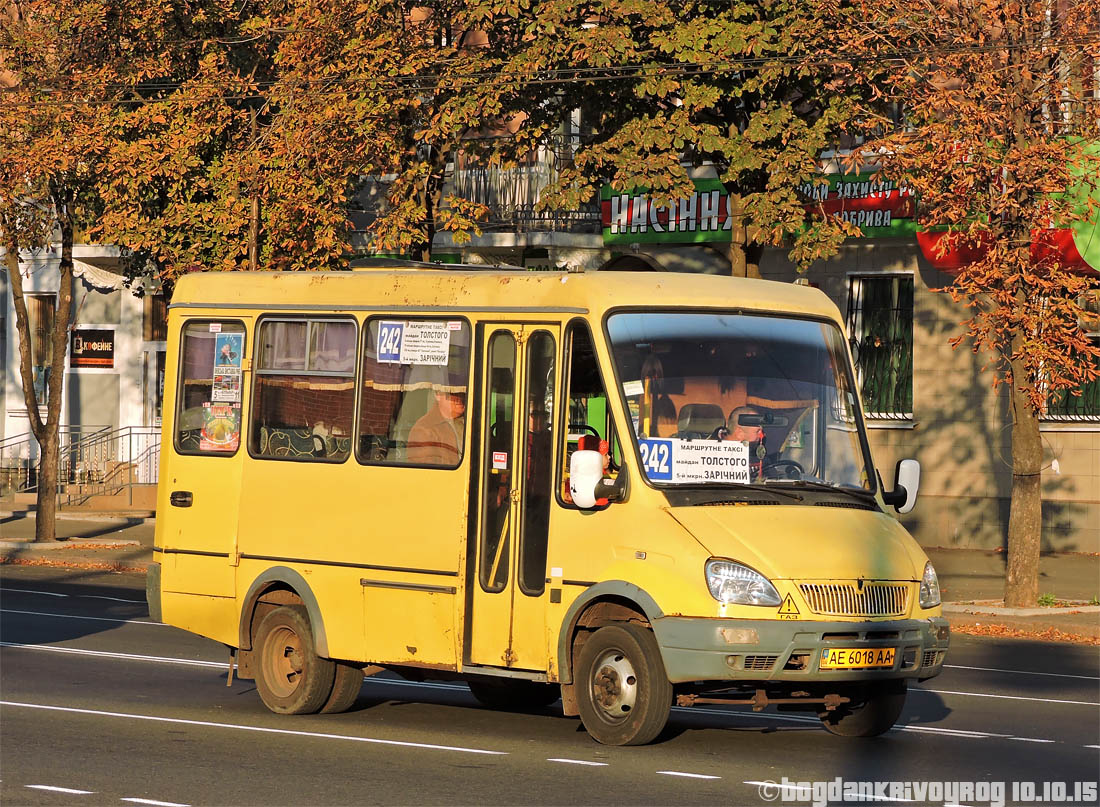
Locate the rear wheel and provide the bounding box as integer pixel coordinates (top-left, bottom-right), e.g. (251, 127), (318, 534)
(467, 679), (560, 711)
(819, 680), (907, 737)
(575, 623), (672, 746)
(320, 662), (365, 714)
(255, 605), (335, 715)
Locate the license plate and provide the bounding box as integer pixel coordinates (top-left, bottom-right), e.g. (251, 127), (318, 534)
(820, 647), (896, 669)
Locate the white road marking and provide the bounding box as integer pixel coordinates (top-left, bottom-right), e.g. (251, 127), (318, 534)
(3, 588), (67, 598)
(919, 688), (1098, 707)
(658, 771), (721, 780)
(26, 785), (95, 794)
(121, 799), (189, 806)
(1085, 745), (1100, 749)
(0, 608), (160, 626)
(0, 643), (223, 668)
(1, 701), (508, 756)
(1009, 737), (1055, 743)
(945, 664), (1099, 681)
(548, 758), (608, 766)
(0, 588), (144, 603)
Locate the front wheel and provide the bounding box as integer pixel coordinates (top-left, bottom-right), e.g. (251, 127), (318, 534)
(255, 605), (336, 715)
(575, 623), (672, 746)
(819, 680), (907, 737)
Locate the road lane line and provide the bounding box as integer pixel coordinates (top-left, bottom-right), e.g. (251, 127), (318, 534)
(121, 799), (189, 806)
(0, 608), (160, 626)
(26, 785), (95, 794)
(918, 688), (1098, 707)
(0, 588), (144, 604)
(0, 643), (223, 668)
(658, 771), (721, 780)
(548, 759), (608, 766)
(944, 664), (1099, 681)
(1, 701), (508, 756)
(1009, 737), (1055, 743)
(3, 588), (67, 598)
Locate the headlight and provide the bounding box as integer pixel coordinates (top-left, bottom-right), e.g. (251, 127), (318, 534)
(705, 559), (781, 606)
(919, 561), (941, 608)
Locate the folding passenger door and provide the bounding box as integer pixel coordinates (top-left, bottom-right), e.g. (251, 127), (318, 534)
(467, 323), (560, 671)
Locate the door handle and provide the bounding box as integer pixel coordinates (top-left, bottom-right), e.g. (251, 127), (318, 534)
(170, 490), (193, 508)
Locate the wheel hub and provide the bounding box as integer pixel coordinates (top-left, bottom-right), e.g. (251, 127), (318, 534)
(591, 650), (638, 721)
(264, 625), (304, 697)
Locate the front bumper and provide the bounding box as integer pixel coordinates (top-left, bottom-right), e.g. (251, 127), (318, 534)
(651, 615), (949, 684)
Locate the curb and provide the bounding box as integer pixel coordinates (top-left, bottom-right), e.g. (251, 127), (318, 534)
(943, 601), (1100, 617)
(1, 510), (156, 524)
(0, 538), (142, 551)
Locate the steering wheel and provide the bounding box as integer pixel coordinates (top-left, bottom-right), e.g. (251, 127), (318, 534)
(569, 423), (600, 439)
(762, 459), (805, 480)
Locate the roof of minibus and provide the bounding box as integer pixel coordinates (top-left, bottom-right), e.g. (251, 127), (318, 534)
(169, 268), (844, 324)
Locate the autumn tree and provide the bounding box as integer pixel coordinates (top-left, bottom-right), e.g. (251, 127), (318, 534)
(844, 0), (1100, 605)
(0, 0), (174, 540)
(455, 0), (864, 275)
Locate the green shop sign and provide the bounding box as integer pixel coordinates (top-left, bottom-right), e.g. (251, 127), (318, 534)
(601, 175), (917, 245)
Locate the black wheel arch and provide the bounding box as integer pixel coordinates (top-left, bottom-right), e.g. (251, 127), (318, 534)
(555, 580), (665, 685)
(239, 566), (329, 657)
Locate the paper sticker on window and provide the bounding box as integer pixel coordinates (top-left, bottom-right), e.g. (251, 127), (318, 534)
(208, 323), (222, 333)
(378, 320), (451, 365)
(211, 372), (241, 402)
(199, 404), (240, 451)
(622, 379), (644, 397)
(639, 438), (751, 484)
(492, 450), (508, 470)
(214, 333), (243, 370)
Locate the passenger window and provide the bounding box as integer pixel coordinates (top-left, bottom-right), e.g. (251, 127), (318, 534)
(559, 323), (619, 505)
(175, 320), (246, 455)
(251, 319), (356, 462)
(357, 319), (471, 467)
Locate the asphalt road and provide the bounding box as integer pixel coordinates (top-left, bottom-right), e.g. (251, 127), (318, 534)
(1, 566), (1097, 807)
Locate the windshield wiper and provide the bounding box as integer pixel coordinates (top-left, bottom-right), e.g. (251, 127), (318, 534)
(698, 484), (804, 502)
(763, 478), (876, 502)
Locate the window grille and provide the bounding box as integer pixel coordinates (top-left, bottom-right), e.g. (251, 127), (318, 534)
(846, 275), (914, 420)
(1046, 293), (1100, 422)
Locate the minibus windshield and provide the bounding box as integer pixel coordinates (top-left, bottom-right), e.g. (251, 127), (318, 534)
(606, 311), (875, 493)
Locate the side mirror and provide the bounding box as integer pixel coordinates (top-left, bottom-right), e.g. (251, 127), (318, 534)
(569, 449), (625, 509)
(569, 450), (604, 508)
(882, 459), (920, 514)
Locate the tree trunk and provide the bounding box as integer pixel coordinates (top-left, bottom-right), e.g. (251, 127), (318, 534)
(1003, 353), (1043, 607)
(33, 189), (75, 542)
(723, 196), (762, 278)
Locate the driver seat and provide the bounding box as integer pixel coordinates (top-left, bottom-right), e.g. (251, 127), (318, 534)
(676, 404), (726, 438)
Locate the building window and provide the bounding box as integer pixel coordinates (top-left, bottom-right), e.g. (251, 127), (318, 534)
(143, 294), (168, 342)
(27, 294), (56, 402)
(846, 275), (914, 420)
(251, 318), (356, 462)
(1046, 293), (1100, 422)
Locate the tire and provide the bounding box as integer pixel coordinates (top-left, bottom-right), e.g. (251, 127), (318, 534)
(254, 605), (336, 715)
(575, 623), (672, 746)
(467, 679), (560, 711)
(819, 680), (907, 737)
(319, 662), (365, 714)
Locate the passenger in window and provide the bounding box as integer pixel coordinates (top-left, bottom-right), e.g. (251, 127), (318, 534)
(407, 389), (467, 465)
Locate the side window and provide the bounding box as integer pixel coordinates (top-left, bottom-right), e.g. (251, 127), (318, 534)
(357, 318), (471, 467)
(175, 320), (246, 455)
(250, 318), (356, 462)
(559, 322), (619, 505)
(846, 274), (913, 420)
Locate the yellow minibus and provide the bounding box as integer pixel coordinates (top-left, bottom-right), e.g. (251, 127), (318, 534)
(147, 264), (949, 745)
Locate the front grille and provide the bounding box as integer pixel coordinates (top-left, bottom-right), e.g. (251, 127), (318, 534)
(798, 582), (910, 617)
(922, 650), (944, 668)
(744, 655), (779, 671)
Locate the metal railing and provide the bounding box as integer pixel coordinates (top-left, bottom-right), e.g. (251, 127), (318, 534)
(0, 425), (160, 507)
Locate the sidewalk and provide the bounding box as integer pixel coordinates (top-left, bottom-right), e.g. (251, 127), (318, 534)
(2, 512), (1097, 642)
